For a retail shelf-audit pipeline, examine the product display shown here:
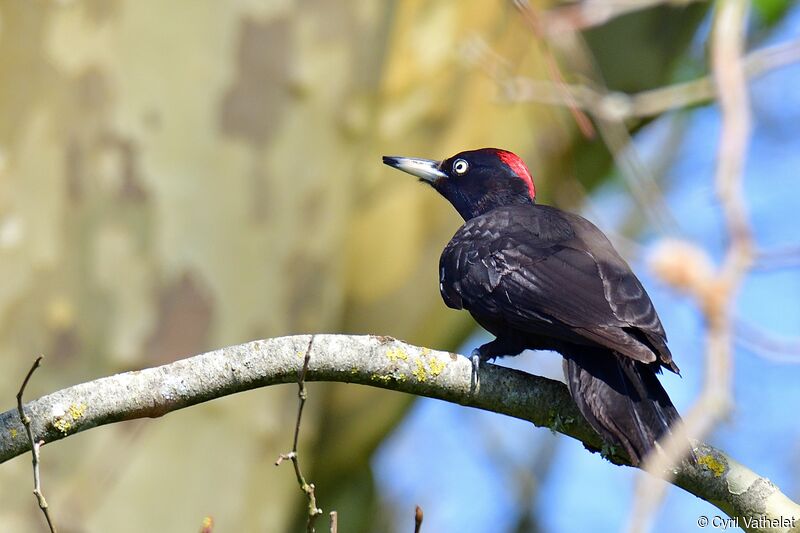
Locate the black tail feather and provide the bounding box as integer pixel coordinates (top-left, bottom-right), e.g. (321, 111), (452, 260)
(562, 349), (682, 466)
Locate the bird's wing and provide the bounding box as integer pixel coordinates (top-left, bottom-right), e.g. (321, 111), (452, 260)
(440, 207), (673, 368)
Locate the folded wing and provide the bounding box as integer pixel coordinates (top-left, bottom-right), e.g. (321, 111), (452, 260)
(439, 205), (677, 372)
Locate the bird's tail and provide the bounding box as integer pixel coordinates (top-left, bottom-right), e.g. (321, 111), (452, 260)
(562, 349), (682, 466)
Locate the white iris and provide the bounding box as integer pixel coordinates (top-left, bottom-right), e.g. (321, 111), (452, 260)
(453, 159), (469, 175)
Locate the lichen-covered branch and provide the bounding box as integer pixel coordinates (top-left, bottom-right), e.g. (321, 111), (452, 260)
(1, 335), (798, 531)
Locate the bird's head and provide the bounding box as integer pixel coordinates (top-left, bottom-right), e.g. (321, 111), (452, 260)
(383, 148), (536, 220)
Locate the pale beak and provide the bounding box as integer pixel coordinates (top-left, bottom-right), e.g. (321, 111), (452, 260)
(382, 156), (447, 184)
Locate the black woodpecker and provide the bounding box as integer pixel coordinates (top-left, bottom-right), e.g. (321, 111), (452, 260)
(383, 148), (684, 465)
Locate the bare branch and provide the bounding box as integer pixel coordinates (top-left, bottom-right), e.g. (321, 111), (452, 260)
(414, 505), (423, 533)
(16, 355), (57, 533)
(274, 335), (323, 532)
(0, 335), (797, 531)
(735, 319), (800, 363)
(463, 37), (677, 233)
(502, 38), (800, 121)
(494, 3), (680, 233)
(630, 1), (755, 530)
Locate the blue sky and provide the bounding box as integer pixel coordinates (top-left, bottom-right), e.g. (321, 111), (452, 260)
(373, 7), (800, 532)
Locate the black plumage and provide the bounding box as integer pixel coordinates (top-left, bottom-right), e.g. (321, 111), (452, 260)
(440, 204), (680, 463)
(383, 148), (684, 465)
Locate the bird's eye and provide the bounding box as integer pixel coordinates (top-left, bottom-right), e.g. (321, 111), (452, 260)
(452, 159), (469, 175)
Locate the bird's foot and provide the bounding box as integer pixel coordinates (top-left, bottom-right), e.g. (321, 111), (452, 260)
(469, 348), (496, 393)
(469, 337), (525, 392)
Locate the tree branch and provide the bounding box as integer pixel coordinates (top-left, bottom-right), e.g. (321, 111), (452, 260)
(500, 38), (800, 121)
(1, 335), (798, 531)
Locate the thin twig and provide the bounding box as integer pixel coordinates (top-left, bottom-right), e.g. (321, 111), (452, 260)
(512, 0), (596, 138)
(595, 117), (679, 232)
(16, 355), (57, 533)
(329, 511), (337, 533)
(414, 505), (423, 533)
(753, 244), (800, 271)
(541, 0), (707, 33)
(734, 319), (800, 363)
(275, 335), (323, 533)
(629, 1), (754, 531)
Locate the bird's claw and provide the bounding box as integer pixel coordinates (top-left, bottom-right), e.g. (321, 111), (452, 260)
(470, 349), (482, 393)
